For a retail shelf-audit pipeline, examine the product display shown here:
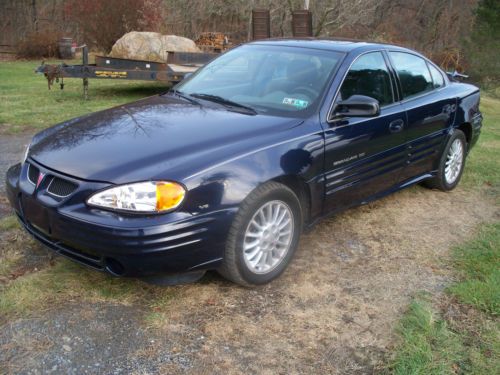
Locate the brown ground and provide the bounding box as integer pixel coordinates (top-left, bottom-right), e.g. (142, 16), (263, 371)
(150, 186), (498, 374)
(0, 166), (498, 374)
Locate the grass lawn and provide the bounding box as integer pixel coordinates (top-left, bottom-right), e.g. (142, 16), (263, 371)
(388, 97), (500, 374)
(0, 59), (167, 133)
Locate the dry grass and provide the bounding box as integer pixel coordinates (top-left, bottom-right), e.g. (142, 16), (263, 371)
(0, 216), (47, 283)
(138, 186), (498, 374)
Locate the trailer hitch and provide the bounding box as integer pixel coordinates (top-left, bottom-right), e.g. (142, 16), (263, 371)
(36, 62), (65, 90)
(35, 44), (89, 99)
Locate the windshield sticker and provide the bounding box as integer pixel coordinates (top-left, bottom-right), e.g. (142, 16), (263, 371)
(282, 97), (309, 109)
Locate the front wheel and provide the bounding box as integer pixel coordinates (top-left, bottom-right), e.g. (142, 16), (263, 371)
(218, 182), (303, 286)
(424, 129), (467, 191)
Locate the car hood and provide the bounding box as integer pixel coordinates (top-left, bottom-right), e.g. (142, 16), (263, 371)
(30, 95), (303, 184)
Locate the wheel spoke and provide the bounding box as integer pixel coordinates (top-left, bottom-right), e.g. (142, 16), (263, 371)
(272, 204), (281, 223)
(244, 239), (260, 251)
(278, 230), (292, 237)
(250, 250), (264, 266)
(257, 251), (268, 268)
(246, 230), (261, 238)
(250, 218), (263, 230)
(276, 210), (287, 226)
(279, 218), (291, 230)
(247, 248), (261, 261)
(258, 209), (266, 223)
(276, 238), (289, 246)
(266, 203), (273, 222)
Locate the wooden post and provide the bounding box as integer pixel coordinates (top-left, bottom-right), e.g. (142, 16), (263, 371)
(82, 45), (89, 100)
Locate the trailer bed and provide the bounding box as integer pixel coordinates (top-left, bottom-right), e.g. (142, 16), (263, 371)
(36, 46), (218, 98)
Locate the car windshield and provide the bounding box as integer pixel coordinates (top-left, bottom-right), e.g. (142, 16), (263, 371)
(175, 44), (344, 117)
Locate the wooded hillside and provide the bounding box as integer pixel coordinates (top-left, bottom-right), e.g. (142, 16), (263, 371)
(1, 0), (498, 84)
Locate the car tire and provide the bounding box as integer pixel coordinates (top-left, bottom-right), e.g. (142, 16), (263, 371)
(218, 181), (303, 286)
(423, 129), (467, 191)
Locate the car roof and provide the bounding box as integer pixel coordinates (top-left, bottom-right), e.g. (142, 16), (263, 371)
(247, 37), (414, 54)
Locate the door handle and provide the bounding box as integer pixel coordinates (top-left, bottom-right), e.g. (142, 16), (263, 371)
(389, 119), (404, 133)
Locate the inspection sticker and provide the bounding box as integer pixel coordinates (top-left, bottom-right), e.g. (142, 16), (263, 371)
(282, 97), (309, 109)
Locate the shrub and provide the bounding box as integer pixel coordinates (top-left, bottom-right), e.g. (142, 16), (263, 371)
(63, 0), (164, 53)
(17, 32), (61, 59)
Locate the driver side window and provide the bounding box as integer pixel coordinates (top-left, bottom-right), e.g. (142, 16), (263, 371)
(339, 52), (394, 107)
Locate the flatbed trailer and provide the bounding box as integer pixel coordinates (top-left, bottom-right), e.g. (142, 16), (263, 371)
(36, 45), (218, 98)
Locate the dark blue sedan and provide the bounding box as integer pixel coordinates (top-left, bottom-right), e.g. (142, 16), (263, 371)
(6, 39), (482, 286)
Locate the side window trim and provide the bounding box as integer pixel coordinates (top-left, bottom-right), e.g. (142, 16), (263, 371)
(382, 50), (402, 102)
(387, 50), (444, 104)
(426, 61), (447, 89)
(327, 50), (395, 123)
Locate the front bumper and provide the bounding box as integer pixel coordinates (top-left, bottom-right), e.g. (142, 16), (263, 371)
(6, 160), (235, 277)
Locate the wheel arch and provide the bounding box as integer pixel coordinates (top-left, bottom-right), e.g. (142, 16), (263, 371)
(455, 122), (473, 147)
(271, 174), (312, 225)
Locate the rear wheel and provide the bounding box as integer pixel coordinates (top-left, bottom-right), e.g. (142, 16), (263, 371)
(218, 182), (302, 286)
(424, 129), (467, 191)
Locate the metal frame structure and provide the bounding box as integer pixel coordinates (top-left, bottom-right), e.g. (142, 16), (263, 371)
(36, 45), (218, 99)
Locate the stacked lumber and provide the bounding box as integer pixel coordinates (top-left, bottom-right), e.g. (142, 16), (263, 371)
(195, 32), (229, 52)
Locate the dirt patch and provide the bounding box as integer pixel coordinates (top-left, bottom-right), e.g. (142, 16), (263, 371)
(0, 181), (498, 373)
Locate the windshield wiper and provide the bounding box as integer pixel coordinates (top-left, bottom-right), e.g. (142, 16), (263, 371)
(190, 93), (257, 115)
(168, 89), (200, 105)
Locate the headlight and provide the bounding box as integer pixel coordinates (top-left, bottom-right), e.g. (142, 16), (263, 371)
(87, 181), (186, 213)
(22, 143), (30, 164)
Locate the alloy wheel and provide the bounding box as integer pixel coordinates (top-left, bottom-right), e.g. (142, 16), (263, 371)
(242, 200), (294, 274)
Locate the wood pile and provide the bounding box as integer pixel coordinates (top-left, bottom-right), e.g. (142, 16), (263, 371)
(195, 32), (229, 52)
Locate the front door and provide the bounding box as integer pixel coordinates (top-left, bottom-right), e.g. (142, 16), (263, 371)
(322, 51), (407, 214)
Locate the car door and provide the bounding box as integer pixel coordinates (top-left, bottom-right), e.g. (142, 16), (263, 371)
(322, 51), (408, 214)
(387, 51), (457, 182)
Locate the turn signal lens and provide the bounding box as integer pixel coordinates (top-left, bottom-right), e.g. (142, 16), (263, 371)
(87, 181), (186, 213)
(156, 182), (186, 211)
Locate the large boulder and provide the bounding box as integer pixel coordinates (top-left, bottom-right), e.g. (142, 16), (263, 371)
(109, 32), (200, 62)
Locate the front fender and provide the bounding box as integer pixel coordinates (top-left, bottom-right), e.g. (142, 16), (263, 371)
(182, 121), (325, 221)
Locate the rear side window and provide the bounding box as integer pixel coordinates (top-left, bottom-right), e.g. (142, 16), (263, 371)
(389, 52), (434, 99)
(339, 52), (394, 106)
(428, 63), (445, 89)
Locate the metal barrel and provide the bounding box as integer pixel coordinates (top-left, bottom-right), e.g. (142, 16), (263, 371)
(252, 9), (271, 40)
(292, 10), (313, 37)
(58, 37), (74, 59)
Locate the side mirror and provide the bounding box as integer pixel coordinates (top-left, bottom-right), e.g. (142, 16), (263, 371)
(333, 95), (380, 118)
(182, 72), (193, 80)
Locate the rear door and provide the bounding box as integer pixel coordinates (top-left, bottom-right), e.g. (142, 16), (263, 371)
(387, 51), (456, 181)
(322, 51), (407, 214)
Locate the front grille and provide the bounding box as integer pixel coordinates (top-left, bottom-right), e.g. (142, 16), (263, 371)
(47, 177), (78, 197)
(27, 164), (39, 185)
